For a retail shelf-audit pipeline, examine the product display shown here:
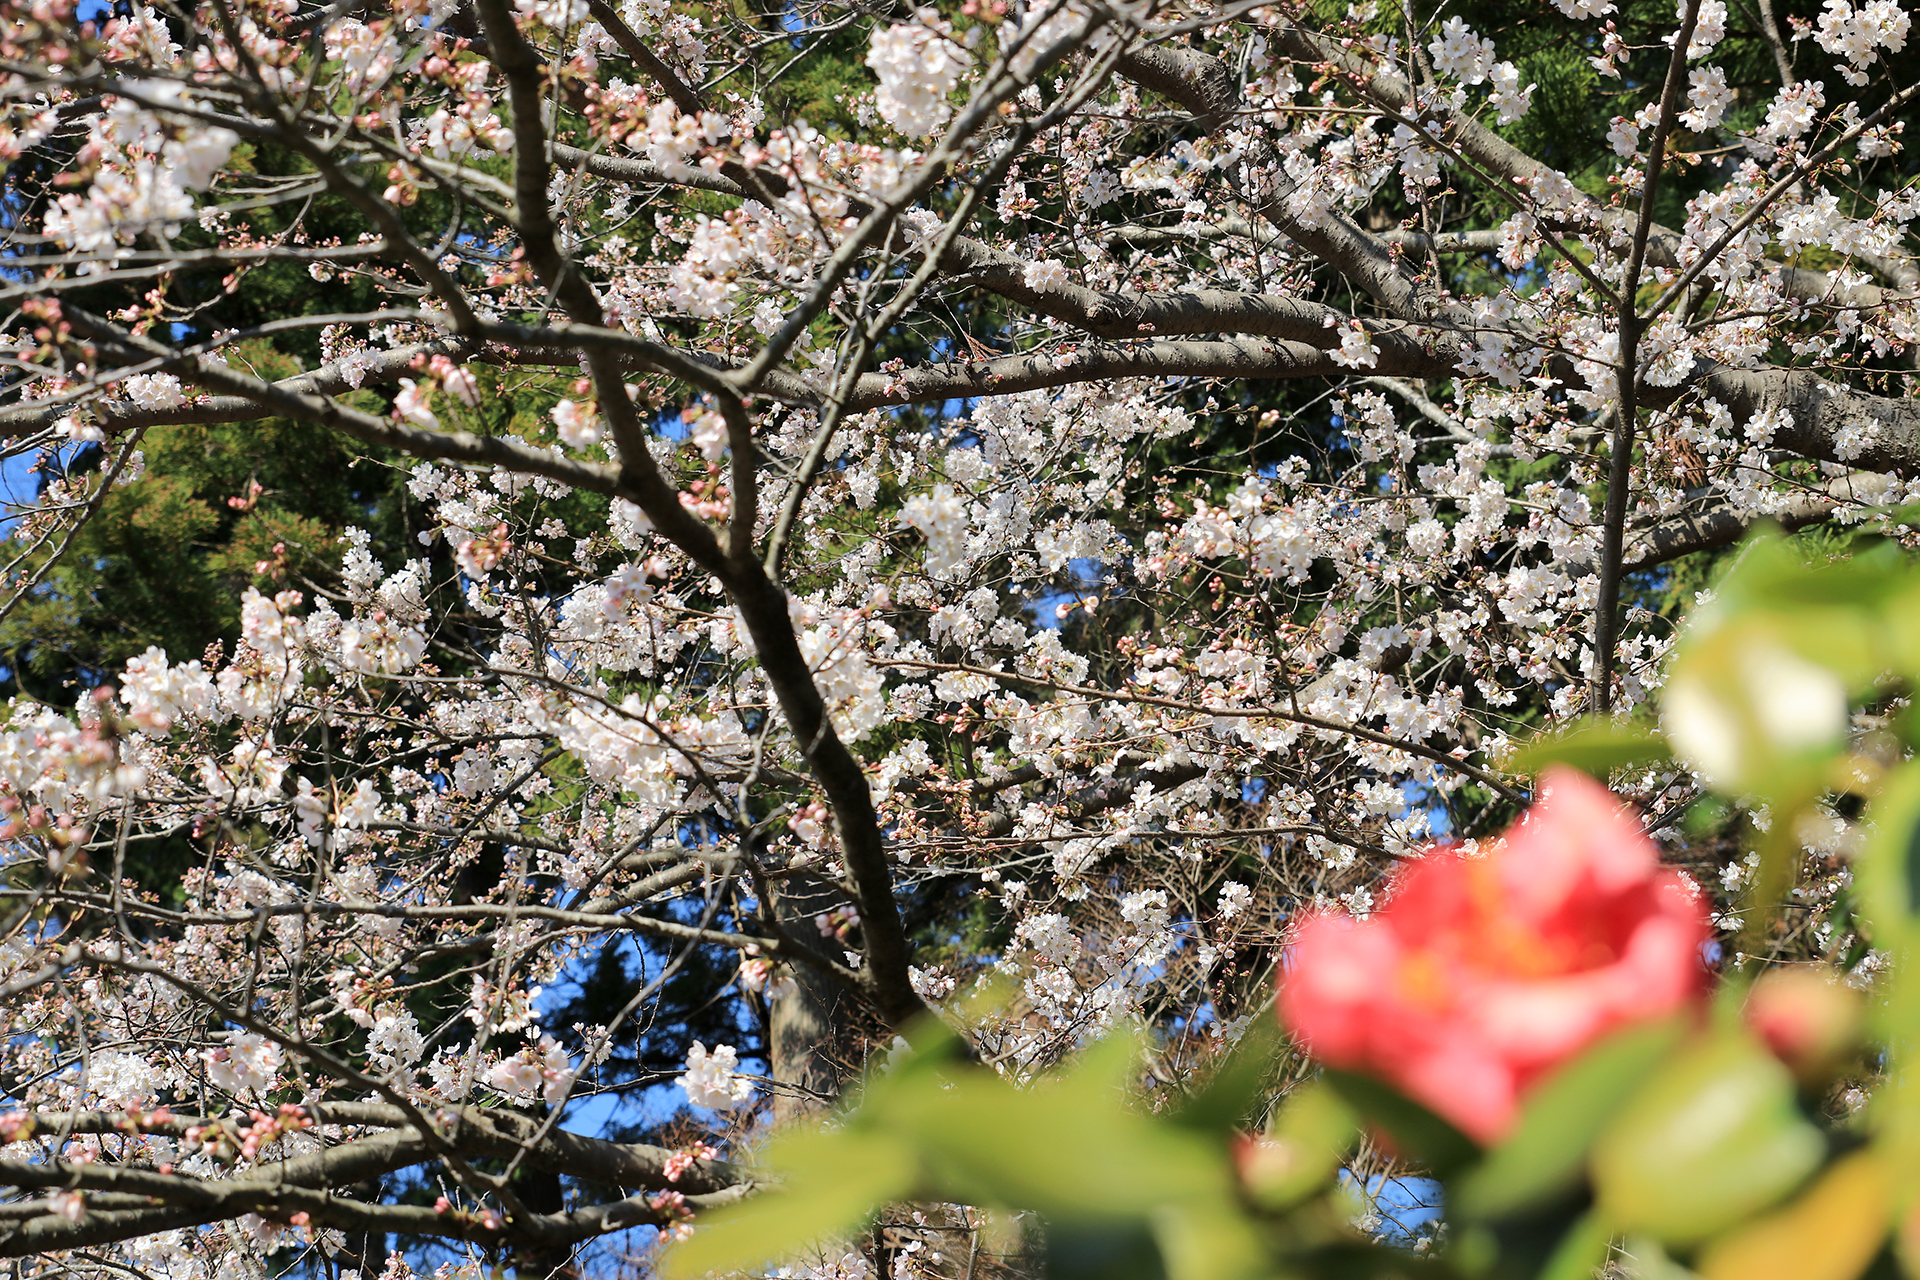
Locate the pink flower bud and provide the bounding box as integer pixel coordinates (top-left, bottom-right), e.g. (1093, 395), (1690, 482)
(1745, 965), (1861, 1082)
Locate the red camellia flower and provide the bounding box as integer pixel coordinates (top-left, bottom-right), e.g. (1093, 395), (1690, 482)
(1276, 768), (1710, 1145)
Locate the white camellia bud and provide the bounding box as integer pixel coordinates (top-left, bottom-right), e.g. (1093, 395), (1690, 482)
(1664, 634), (1848, 790)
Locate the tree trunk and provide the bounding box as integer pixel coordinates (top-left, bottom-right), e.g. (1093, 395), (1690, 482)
(768, 874), (857, 1124)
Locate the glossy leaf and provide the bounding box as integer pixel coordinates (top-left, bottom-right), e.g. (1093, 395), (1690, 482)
(1453, 1018), (1685, 1221)
(1504, 719), (1671, 778)
(1590, 1029), (1826, 1246)
(1536, 1212), (1614, 1280)
(661, 1125), (919, 1279)
(665, 1026), (1245, 1280)
(1856, 759), (1920, 960)
(1238, 1081), (1359, 1212)
(1171, 1017), (1289, 1134)
(1322, 1068), (1480, 1177)
(1663, 619), (1852, 798)
(886, 1039), (1234, 1218)
(1878, 580), (1920, 678)
(1696, 1150), (1893, 1280)
(1150, 1203), (1274, 1280)
(1713, 533), (1908, 616)
(1661, 533), (1894, 798)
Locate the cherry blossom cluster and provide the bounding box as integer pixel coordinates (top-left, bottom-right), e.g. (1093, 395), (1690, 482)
(0, 0), (1914, 1265)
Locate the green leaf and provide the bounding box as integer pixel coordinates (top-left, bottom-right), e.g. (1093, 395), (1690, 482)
(660, 1126), (918, 1279)
(1504, 719), (1671, 778)
(888, 1037), (1234, 1219)
(1169, 1017), (1289, 1134)
(1453, 1018), (1686, 1221)
(668, 1027), (1264, 1280)
(1590, 1029), (1826, 1246)
(1696, 1150), (1894, 1280)
(1716, 530), (1908, 614)
(1855, 758), (1920, 958)
(1151, 1203), (1272, 1280)
(1321, 1069), (1479, 1177)
(1239, 1081), (1358, 1211)
(1537, 1212), (1615, 1280)
(1852, 761), (1920, 1148)
(1657, 528), (1914, 800)
(1042, 1220), (1168, 1280)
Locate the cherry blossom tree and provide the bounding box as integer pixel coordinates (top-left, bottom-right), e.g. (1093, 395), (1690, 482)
(0, 0), (1913, 1272)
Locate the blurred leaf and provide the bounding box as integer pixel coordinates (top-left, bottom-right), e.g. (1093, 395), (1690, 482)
(1505, 719), (1671, 778)
(1697, 1150), (1893, 1280)
(1683, 795), (1733, 839)
(1454, 1018), (1685, 1220)
(1171, 1017), (1288, 1134)
(1239, 1081), (1359, 1211)
(675, 1020), (1243, 1280)
(1044, 1220), (1167, 1280)
(886, 1033), (1234, 1219)
(1718, 532), (1908, 615)
(1880, 585), (1920, 679)
(1622, 1236), (1709, 1280)
(661, 1126), (918, 1279)
(1457, 1209), (1615, 1280)
(1853, 763), (1920, 1166)
(1151, 1203), (1272, 1280)
(1537, 1212), (1613, 1280)
(1591, 1029), (1826, 1246)
(1896, 1183), (1920, 1279)
(1857, 759), (1920, 959)
(1322, 1068), (1479, 1177)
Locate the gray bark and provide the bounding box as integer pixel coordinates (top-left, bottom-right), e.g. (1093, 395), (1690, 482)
(768, 873), (861, 1123)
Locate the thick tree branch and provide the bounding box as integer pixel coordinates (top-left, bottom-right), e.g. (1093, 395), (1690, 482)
(63, 309), (622, 492)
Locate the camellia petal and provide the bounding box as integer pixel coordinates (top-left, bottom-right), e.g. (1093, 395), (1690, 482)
(1276, 768), (1710, 1144)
